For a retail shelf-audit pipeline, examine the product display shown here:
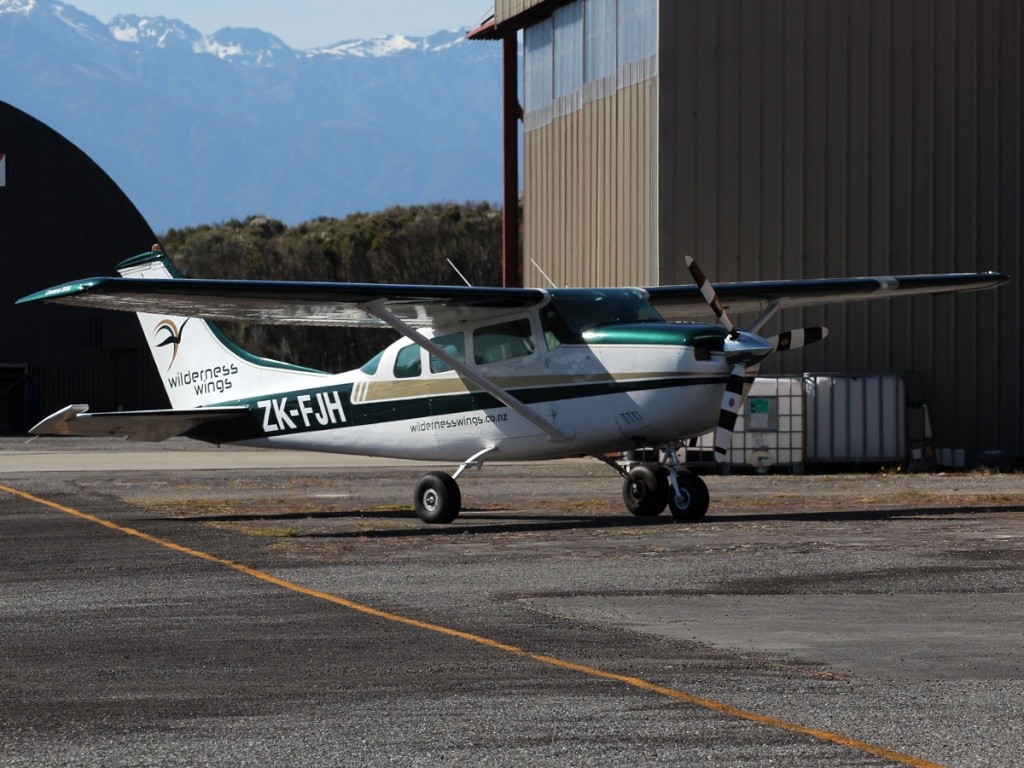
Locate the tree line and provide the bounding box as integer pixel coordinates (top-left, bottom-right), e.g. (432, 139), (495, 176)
(161, 202), (503, 373)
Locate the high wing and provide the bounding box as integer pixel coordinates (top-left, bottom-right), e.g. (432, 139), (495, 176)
(17, 276), (549, 328)
(17, 271), (1007, 327)
(646, 272), (1009, 321)
(29, 404), (251, 441)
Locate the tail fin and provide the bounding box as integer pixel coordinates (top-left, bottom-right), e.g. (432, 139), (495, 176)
(117, 249), (328, 409)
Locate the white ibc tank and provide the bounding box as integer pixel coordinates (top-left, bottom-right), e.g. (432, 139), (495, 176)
(804, 374), (906, 463)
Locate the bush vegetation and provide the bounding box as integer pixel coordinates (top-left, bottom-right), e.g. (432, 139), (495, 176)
(161, 202), (503, 373)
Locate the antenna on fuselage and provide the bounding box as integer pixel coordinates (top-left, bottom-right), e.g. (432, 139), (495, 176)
(530, 259), (558, 289)
(447, 259), (473, 287)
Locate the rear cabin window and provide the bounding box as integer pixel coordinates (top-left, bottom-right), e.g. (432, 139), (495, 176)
(473, 319), (535, 364)
(360, 350), (384, 375)
(393, 343), (422, 378)
(429, 331), (466, 374)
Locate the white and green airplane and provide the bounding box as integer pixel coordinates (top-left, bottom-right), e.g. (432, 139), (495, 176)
(19, 249), (1006, 524)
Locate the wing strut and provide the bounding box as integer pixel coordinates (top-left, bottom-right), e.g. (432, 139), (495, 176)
(361, 300), (574, 443)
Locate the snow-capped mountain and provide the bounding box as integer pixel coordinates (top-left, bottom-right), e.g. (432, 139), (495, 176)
(312, 29), (471, 59)
(108, 13), (205, 50)
(0, 0), (503, 231)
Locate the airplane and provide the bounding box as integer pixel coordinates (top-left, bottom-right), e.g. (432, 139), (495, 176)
(18, 248), (1007, 524)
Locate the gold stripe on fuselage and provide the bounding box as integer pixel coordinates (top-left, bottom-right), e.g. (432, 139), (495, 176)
(350, 371), (694, 404)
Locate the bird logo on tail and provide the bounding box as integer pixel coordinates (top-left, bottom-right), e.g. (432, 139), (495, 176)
(153, 318), (190, 370)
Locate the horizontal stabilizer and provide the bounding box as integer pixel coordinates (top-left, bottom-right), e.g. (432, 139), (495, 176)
(30, 404), (251, 442)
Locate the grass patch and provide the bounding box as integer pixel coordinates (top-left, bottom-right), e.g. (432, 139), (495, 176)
(245, 526), (298, 538)
(205, 521), (297, 538)
(563, 499), (615, 512)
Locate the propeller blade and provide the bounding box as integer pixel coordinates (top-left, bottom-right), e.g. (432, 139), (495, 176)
(768, 327), (829, 352)
(714, 362), (748, 459)
(685, 256), (738, 338)
(686, 257), (827, 460)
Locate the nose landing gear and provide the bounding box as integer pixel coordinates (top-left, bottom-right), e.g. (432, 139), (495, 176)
(665, 469), (710, 521)
(604, 447), (711, 522)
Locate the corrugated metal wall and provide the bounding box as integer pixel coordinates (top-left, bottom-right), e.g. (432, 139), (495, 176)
(524, 78), (658, 287)
(659, 0), (1022, 456)
(497, 0), (551, 24)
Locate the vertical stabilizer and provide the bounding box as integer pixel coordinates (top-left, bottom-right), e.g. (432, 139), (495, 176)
(117, 250), (328, 409)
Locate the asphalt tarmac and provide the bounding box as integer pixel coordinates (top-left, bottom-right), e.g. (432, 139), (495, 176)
(1, 438), (1022, 767)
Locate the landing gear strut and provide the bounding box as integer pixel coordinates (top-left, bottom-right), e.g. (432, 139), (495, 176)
(664, 444), (710, 521)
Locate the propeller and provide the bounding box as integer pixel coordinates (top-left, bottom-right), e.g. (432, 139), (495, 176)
(685, 256), (738, 338)
(684, 257), (829, 460)
(767, 327), (829, 352)
(714, 362), (749, 459)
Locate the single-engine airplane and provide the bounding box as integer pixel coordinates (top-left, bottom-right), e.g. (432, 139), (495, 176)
(19, 249), (1007, 524)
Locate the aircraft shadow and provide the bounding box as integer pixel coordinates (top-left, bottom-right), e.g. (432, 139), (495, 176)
(170, 503), (1023, 539)
(177, 507), (673, 537)
(180, 508), (423, 523)
(298, 511), (675, 538)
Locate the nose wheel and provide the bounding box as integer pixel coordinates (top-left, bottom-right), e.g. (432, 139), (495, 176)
(666, 470), (710, 521)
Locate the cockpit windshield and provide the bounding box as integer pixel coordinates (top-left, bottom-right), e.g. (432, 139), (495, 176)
(543, 289), (663, 345)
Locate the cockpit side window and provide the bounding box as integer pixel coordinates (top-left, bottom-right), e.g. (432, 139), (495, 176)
(393, 343), (422, 378)
(429, 331), (466, 374)
(473, 319), (535, 365)
(540, 305), (579, 348)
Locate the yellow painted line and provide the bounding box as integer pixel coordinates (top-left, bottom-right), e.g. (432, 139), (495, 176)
(2, 482), (945, 768)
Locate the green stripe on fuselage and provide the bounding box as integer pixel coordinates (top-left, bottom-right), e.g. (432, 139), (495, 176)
(188, 373), (728, 444)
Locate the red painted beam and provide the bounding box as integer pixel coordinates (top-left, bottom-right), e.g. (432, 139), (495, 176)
(501, 33), (522, 288)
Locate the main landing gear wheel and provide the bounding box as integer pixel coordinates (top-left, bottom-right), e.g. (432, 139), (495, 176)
(414, 471), (461, 524)
(668, 471), (710, 522)
(622, 463), (669, 517)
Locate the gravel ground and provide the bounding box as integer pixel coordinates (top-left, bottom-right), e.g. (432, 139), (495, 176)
(1, 438), (1022, 767)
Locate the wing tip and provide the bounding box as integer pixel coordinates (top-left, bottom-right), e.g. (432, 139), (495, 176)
(17, 278), (110, 305)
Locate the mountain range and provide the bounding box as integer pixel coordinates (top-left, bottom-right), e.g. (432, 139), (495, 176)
(0, 0), (503, 232)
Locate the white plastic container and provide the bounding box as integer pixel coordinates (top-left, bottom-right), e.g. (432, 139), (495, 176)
(804, 374), (906, 463)
(688, 373), (907, 470)
(690, 376), (804, 471)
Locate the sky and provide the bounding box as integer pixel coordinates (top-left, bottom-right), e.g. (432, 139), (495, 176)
(67, 0), (496, 48)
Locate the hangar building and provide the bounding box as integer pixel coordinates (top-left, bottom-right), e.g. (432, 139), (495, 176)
(472, 0), (1022, 460)
(0, 101), (167, 432)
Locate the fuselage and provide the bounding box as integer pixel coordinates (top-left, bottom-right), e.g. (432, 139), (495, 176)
(195, 300), (731, 462)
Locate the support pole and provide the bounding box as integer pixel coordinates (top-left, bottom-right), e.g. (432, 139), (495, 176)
(501, 32), (522, 288)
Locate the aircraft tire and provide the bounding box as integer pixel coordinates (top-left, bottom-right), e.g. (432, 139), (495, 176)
(622, 464), (668, 517)
(668, 472), (710, 521)
(414, 471), (461, 524)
